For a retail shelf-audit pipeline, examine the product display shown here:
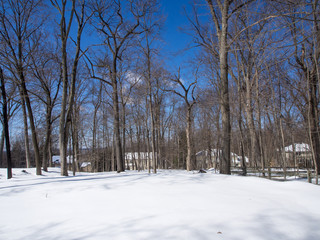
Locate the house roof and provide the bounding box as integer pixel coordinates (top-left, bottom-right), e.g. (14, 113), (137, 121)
(80, 162), (91, 168)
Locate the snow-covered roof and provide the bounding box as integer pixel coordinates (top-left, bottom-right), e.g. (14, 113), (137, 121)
(80, 162), (91, 168)
(285, 143), (310, 152)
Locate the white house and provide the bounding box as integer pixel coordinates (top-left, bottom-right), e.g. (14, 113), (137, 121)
(196, 149), (249, 168)
(52, 155), (75, 165)
(284, 143), (310, 152)
(125, 152), (154, 161)
(80, 162), (91, 172)
(284, 143), (312, 168)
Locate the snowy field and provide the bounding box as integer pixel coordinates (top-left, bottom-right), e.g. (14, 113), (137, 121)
(0, 168), (320, 240)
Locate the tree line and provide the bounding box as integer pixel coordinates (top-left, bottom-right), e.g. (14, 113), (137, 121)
(0, 0), (319, 179)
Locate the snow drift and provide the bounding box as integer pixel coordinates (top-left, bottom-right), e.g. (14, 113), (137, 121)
(0, 168), (319, 240)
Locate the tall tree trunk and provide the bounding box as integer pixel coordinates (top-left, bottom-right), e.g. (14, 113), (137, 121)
(129, 127), (135, 170)
(59, 32), (69, 176)
(244, 79), (260, 171)
(279, 117), (287, 180)
(146, 128), (151, 173)
(308, 88), (319, 177)
(49, 136), (53, 168)
(0, 129), (4, 167)
(17, 26), (41, 174)
(19, 90), (31, 168)
(0, 68), (12, 179)
(205, 0), (254, 174)
(73, 109), (80, 173)
(206, 0), (231, 174)
(237, 77), (247, 176)
(156, 116), (162, 169)
(308, 72), (320, 176)
(112, 58), (124, 173)
(92, 107), (97, 172)
(186, 110), (192, 171)
(20, 74), (41, 175)
(71, 113), (80, 176)
(186, 108), (196, 170)
(149, 99), (157, 173)
(255, 75), (264, 175)
(219, 6), (231, 174)
(145, 45), (157, 173)
(122, 106), (129, 170)
(55, 0), (84, 176)
(43, 96), (52, 172)
(111, 134), (115, 171)
(177, 135), (180, 169)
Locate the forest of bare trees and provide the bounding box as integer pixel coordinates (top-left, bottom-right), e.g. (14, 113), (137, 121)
(0, 0), (319, 180)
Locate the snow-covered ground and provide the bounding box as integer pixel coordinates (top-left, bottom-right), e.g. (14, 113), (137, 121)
(0, 168), (319, 240)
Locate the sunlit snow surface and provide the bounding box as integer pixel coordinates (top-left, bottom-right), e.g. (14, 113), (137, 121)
(0, 168), (319, 240)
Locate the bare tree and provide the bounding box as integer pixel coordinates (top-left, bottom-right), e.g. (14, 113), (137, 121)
(282, 0), (320, 176)
(0, 75), (19, 168)
(230, 2), (272, 174)
(189, 0), (256, 174)
(167, 69), (198, 171)
(90, 81), (102, 172)
(137, 4), (163, 173)
(204, 0), (231, 174)
(29, 42), (61, 172)
(0, 67), (12, 178)
(89, 0), (158, 173)
(0, 0), (45, 175)
(51, 0), (90, 176)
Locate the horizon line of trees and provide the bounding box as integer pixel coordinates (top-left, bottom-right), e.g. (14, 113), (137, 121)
(0, 0), (319, 180)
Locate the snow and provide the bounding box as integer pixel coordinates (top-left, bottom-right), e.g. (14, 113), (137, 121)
(0, 168), (320, 240)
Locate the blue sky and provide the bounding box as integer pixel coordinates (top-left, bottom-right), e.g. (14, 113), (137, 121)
(161, 0), (195, 70)
(78, 0), (197, 73)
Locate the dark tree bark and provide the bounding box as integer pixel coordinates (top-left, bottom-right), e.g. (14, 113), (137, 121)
(191, 0), (256, 174)
(20, 71), (41, 175)
(168, 69), (197, 171)
(29, 45), (61, 172)
(146, 45), (157, 173)
(0, 0), (43, 175)
(204, 0), (233, 174)
(90, 0), (158, 173)
(288, 0), (320, 175)
(0, 129), (4, 167)
(111, 57), (125, 173)
(18, 88), (31, 168)
(0, 68), (12, 179)
(51, 0), (88, 176)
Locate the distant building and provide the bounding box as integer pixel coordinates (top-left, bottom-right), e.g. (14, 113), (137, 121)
(51, 155), (75, 166)
(124, 152), (155, 170)
(196, 149), (249, 169)
(125, 152), (153, 161)
(80, 162), (92, 172)
(284, 143), (313, 168)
